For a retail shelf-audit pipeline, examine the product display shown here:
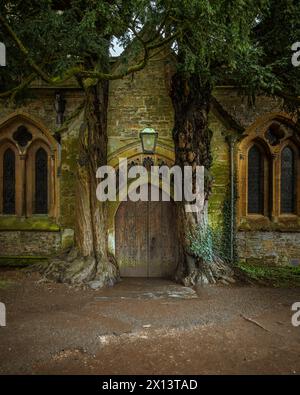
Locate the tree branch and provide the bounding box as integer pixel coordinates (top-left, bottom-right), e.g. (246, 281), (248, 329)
(0, 14), (54, 83)
(147, 31), (179, 50)
(0, 14), (178, 88)
(0, 73), (36, 98)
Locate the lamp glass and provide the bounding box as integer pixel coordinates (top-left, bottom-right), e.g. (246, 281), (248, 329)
(140, 128), (158, 154)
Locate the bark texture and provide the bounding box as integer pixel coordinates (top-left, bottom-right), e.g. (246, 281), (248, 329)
(44, 82), (119, 288)
(170, 72), (234, 286)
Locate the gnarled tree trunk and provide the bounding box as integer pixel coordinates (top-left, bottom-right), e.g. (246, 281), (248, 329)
(170, 72), (233, 286)
(44, 81), (119, 288)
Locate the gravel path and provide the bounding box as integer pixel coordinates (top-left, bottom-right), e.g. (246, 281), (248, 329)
(0, 269), (299, 374)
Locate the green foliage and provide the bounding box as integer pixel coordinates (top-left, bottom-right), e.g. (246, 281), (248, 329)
(253, 0), (300, 110)
(188, 181), (237, 264)
(188, 223), (229, 264)
(0, 216), (60, 231)
(1, 0), (299, 108)
(0, 0), (166, 92)
(220, 195), (235, 263)
(237, 262), (300, 288)
(188, 224), (214, 263)
(167, 1), (272, 80)
(168, 0), (300, 109)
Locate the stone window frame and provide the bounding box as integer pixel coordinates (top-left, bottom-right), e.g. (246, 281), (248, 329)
(278, 140), (299, 216)
(246, 139), (272, 218)
(0, 140), (22, 215)
(237, 114), (300, 231)
(0, 113), (59, 219)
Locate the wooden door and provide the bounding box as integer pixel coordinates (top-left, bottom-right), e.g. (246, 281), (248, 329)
(115, 187), (178, 277)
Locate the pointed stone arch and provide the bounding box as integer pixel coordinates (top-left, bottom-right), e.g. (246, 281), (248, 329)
(237, 112), (300, 230)
(0, 111), (59, 149)
(0, 112), (60, 218)
(106, 142), (176, 257)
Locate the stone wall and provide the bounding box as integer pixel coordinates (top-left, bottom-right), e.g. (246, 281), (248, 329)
(0, 89), (83, 132)
(208, 112), (230, 228)
(0, 88), (83, 228)
(59, 112), (83, 229)
(0, 61), (298, 265)
(0, 230), (61, 256)
(107, 52), (175, 155)
(213, 87), (282, 129)
(237, 231), (300, 266)
(208, 88), (283, 230)
(0, 88), (83, 256)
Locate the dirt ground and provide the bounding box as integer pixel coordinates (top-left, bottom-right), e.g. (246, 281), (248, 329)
(0, 268), (299, 375)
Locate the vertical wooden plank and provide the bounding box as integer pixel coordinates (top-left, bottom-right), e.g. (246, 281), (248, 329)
(148, 187), (178, 278)
(115, 185), (179, 278)
(116, 199), (148, 277)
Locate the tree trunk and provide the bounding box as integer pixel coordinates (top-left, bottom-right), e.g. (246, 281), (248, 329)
(170, 72), (233, 286)
(44, 82), (119, 288)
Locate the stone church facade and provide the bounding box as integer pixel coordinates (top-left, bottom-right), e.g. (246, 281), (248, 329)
(0, 51), (299, 273)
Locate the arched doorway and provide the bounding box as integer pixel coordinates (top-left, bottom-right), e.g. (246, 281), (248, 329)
(115, 187), (179, 277)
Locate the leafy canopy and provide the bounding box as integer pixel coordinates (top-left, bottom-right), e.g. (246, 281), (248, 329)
(0, 0), (175, 91)
(166, 0), (300, 108)
(0, 0), (299, 108)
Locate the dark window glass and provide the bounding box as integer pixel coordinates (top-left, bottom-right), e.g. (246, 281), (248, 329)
(13, 126), (32, 147)
(281, 146), (295, 214)
(3, 148), (15, 214)
(248, 145), (264, 214)
(35, 148), (48, 214)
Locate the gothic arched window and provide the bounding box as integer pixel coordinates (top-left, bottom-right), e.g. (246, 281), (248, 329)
(281, 146), (296, 214)
(35, 147), (48, 214)
(0, 116), (58, 218)
(3, 148), (15, 214)
(238, 117), (300, 228)
(248, 145), (264, 214)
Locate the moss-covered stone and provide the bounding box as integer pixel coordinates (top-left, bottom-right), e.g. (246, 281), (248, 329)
(0, 230), (61, 256)
(61, 228), (74, 250)
(0, 216), (60, 231)
(236, 261), (300, 287)
(208, 115), (230, 229)
(0, 67), (297, 269)
(0, 256), (48, 267)
(59, 132), (80, 229)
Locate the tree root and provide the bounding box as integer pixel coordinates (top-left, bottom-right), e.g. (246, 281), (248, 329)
(177, 254), (235, 287)
(32, 249), (120, 289)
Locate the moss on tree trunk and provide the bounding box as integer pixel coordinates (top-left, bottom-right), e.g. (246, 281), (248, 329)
(44, 82), (119, 288)
(170, 72), (233, 286)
